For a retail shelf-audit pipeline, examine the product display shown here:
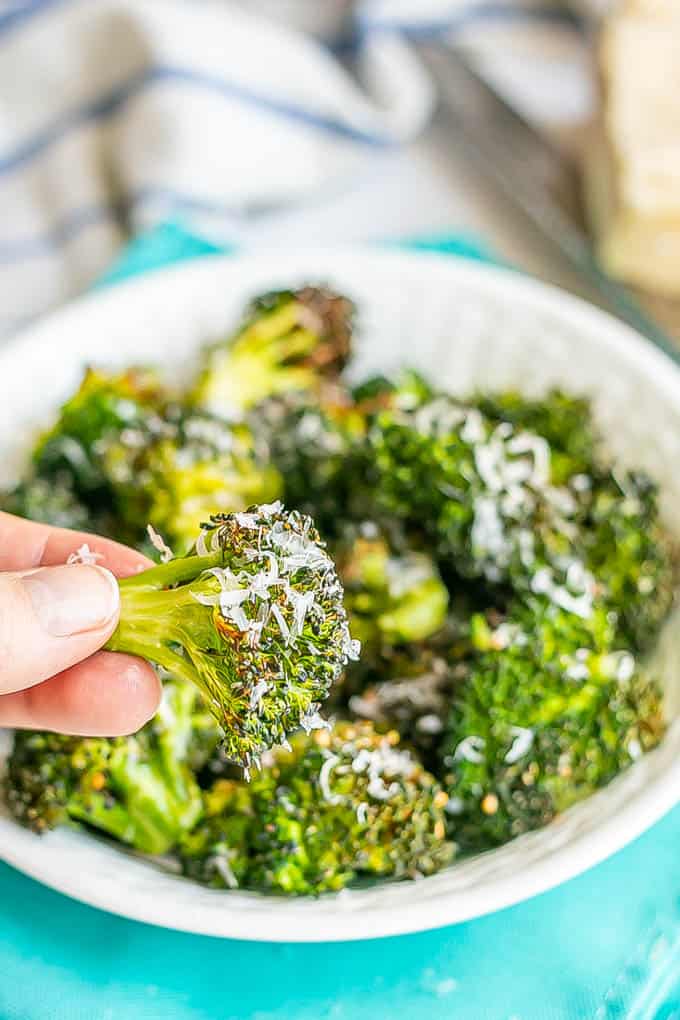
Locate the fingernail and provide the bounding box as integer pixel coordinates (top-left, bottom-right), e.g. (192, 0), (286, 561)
(22, 565), (120, 637)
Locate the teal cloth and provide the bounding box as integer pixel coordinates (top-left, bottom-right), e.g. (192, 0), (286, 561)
(2, 224), (680, 1020)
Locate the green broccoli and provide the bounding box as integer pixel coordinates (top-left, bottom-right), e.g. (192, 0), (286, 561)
(104, 410), (283, 552)
(180, 721), (454, 895)
(347, 643), (465, 762)
(104, 504), (358, 770)
(33, 367), (167, 500)
(336, 523), (449, 650)
(254, 385), (367, 536)
(583, 472), (675, 651)
(191, 287), (354, 418)
(442, 599), (664, 851)
(368, 390), (582, 587)
(367, 384), (673, 644)
(0, 477), (92, 531)
(5, 680), (203, 854)
(472, 389), (598, 484)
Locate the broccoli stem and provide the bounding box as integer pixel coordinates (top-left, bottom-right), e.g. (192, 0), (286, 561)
(118, 551), (225, 592)
(105, 553), (225, 679)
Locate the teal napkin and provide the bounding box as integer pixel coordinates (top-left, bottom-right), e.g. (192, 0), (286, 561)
(1, 224), (679, 1020)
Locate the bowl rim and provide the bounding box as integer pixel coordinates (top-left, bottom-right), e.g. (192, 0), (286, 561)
(1, 245), (679, 942)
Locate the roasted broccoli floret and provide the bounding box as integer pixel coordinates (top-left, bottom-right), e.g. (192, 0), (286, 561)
(34, 367), (167, 500)
(347, 644), (465, 761)
(336, 523), (449, 650)
(584, 472), (675, 650)
(368, 383), (673, 640)
(473, 389), (598, 484)
(105, 410), (282, 552)
(4, 681), (203, 853)
(0, 477), (91, 531)
(105, 504), (358, 769)
(180, 721), (454, 895)
(253, 385), (367, 536)
(442, 599), (665, 852)
(368, 390), (585, 588)
(192, 287), (354, 418)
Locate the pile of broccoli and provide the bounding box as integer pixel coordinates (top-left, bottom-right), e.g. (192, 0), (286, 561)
(1, 284), (674, 895)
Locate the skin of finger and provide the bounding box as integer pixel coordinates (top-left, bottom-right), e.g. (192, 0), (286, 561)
(0, 651), (162, 736)
(0, 511), (153, 576)
(0, 572), (121, 695)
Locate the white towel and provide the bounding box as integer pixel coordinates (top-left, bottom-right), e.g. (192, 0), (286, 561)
(0, 0), (591, 336)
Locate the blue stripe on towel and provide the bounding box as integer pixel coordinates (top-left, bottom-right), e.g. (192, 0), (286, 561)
(0, 202), (119, 262)
(0, 0), (69, 37)
(361, 2), (583, 39)
(0, 63), (390, 178)
(0, 187), (245, 263)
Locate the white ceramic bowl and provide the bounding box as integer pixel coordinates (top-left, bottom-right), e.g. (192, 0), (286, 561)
(1, 249), (680, 942)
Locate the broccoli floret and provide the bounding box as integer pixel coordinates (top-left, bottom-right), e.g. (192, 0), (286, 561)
(4, 680), (203, 854)
(347, 645), (463, 762)
(105, 411), (283, 552)
(473, 389), (598, 484)
(253, 385), (367, 536)
(367, 385), (674, 642)
(191, 287), (354, 418)
(442, 599), (665, 852)
(368, 391), (586, 588)
(0, 477), (92, 531)
(352, 369), (436, 410)
(105, 504), (358, 770)
(336, 523), (449, 651)
(34, 367), (167, 498)
(584, 472), (675, 650)
(180, 721), (454, 895)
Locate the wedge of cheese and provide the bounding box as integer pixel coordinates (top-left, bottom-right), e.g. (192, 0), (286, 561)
(585, 0), (680, 296)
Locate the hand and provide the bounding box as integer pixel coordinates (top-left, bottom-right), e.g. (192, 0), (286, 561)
(0, 512), (162, 736)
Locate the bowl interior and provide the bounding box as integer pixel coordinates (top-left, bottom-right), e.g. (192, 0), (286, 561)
(0, 249), (679, 941)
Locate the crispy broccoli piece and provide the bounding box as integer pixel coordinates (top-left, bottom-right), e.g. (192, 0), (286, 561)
(0, 477), (91, 531)
(105, 504), (358, 769)
(253, 385), (367, 536)
(347, 645), (463, 761)
(180, 721), (453, 895)
(105, 410), (282, 552)
(368, 384), (673, 639)
(584, 472), (675, 651)
(352, 369), (436, 410)
(442, 599), (665, 851)
(473, 389), (598, 484)
(336, 523), (449, 650)
(368, 390), (587, 588)
(192, 287), (354, 418)
(34, 367), (167, 500)
(4, 681), (203, 853)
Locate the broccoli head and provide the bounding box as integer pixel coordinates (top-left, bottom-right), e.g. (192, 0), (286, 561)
(33, 367), (167, 500)
(347, 644), (465, 761)
(104, 410), (283, 552)
(367, 384), (674, 643)
(336, 523), (449, 650)
(473, 389), (598, 484)
(253, 384), (367, 536)
(5, 680), (203, 854)
(368, 391), (588, 588)
(192, 287), (354, 418)
(105, 504), (359, 770)
(583, 471), (675, 651)
(1, 477), (91, 531)
(181, 721), (454, 895)
(442, 599), (665, 852)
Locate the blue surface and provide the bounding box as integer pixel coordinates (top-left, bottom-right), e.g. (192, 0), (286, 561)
(1, 224), (679, 1020)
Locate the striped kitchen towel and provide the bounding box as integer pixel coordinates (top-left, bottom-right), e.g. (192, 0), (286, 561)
(0, 0), (590, 336)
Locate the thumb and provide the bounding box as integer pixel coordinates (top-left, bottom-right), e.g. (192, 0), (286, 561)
(0, 564), (120, 695)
